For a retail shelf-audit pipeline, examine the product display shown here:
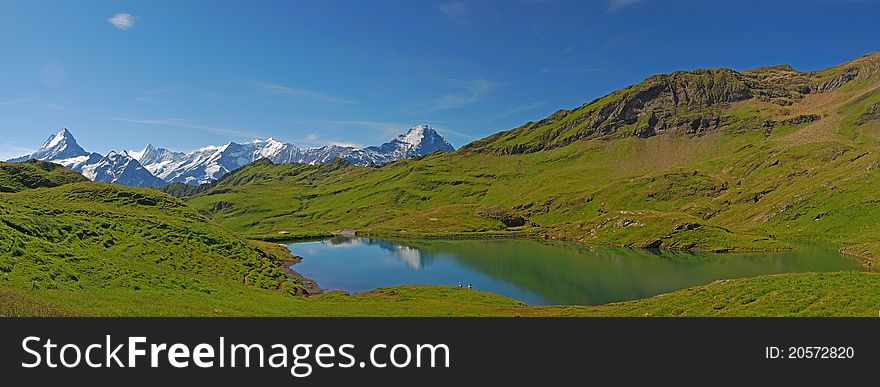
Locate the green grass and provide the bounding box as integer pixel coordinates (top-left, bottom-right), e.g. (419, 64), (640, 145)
(0, 159), (88, 193)
(4, 271), (878, 317)
(0, 182), (310, 298)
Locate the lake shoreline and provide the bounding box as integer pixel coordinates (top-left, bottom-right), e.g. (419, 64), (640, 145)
(838, 246), (878, 273)
(344, 229), (796, 254)
(274, 246), (325, 296)
(334, 230), (880, 273)
(282, 235), (863, 306)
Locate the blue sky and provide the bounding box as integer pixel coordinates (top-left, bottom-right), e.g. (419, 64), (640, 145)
(1, 0), (878, 159)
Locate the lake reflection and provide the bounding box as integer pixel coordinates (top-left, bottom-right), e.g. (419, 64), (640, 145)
(289, 237), (863, 306)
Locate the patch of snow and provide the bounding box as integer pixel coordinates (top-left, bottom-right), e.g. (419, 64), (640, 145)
(43, 128), (69, 149)
(398, 125), (427, 146)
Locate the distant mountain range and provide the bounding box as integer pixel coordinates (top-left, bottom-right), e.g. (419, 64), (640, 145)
(8, 125), (455, 187)
(7, 128), (166, 188)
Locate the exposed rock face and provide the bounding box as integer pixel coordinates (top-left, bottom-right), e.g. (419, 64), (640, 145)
(474, 205), (528, 228)
(211, 201), (234, 212)
(638, 239), (663, 249)
(463, 53), (880, 155)
(814, 67), (860, 93)
(763, 114), (823, 133)
(673, 222), (701, 231)
(500, 214), (527, 227)
(858, 103), (880, 125)
(782, 114), (822, 125)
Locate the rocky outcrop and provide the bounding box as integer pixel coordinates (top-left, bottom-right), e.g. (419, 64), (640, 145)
(474, 205), (529, 228)
(463, 53), (880, 156)
(763, 114), (822, 133)
(783, 114), (822, 125)
(210, 201), (234, 212)
(638, 239), (663, 249)
(813, 67), (860, 93)
(858, 103), (880, 125)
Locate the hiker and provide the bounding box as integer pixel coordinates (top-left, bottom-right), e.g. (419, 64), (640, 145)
(467, 283), (472, 290)
(458, 281), (463, 288)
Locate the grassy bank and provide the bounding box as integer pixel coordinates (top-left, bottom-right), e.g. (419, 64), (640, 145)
(246, 231), (335, 242)
(355, 230), (527, 240)
(4, 271), (878, 317)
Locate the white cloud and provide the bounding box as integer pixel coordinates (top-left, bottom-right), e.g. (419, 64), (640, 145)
(315, 120), (412, 138)
(109, 117), (263, 139)
(249, 82), (356, 105)
(489, 101), (546, 121)
(431, 127), (479, 141)
(438, 2), (469, 23)
(305, 133), (320, 142)
(134, 86), (184, 103)
(108, 13), (136, 30)
(0, 98), (30, 106)
(437, 1), (499, 25)
(423, 78), (494, 114)
(608, 0), (641, 13)
(328, 141), (362, 148)
(0, 142), (36, 161)
(539, 66), (604, 74)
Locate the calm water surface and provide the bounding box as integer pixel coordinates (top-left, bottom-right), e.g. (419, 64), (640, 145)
(288, 237), (862, 306)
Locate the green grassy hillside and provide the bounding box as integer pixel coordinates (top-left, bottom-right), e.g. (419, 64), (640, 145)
(179, 54), (880, 266)
(0, 159), (88, 193)
(0, 179), (314, 308)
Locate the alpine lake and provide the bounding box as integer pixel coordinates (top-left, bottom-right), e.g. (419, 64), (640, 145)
(287, 237), (863, 306)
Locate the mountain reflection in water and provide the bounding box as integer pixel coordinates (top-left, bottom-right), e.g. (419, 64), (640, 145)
(289, 237), (862, 306)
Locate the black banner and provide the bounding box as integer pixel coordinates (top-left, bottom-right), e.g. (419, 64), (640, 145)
(0, 318), (875, 384)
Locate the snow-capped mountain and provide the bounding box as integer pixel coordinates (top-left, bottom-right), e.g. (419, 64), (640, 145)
(8, 125), (455, 187)
(8, 128), (104, 170)
(130, 124), (455, 185)
(9, 128), (163, 188)
(361, 124), (455, 164)
(81, 151), (167, 188)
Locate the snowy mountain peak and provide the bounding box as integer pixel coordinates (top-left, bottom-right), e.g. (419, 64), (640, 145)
(128, 144), (155, 161)
(398, 124), (432, 145)
(365, 124), (454, 159)
(32, 127), (89, 161)
(43, 128), (76, 149)
(6, 127), (96, 169)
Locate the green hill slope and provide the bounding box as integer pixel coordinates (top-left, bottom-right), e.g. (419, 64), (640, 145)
(0, 170), (317, 315)
(0, 159), (89, 193)
(180, 54), (880, 265)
